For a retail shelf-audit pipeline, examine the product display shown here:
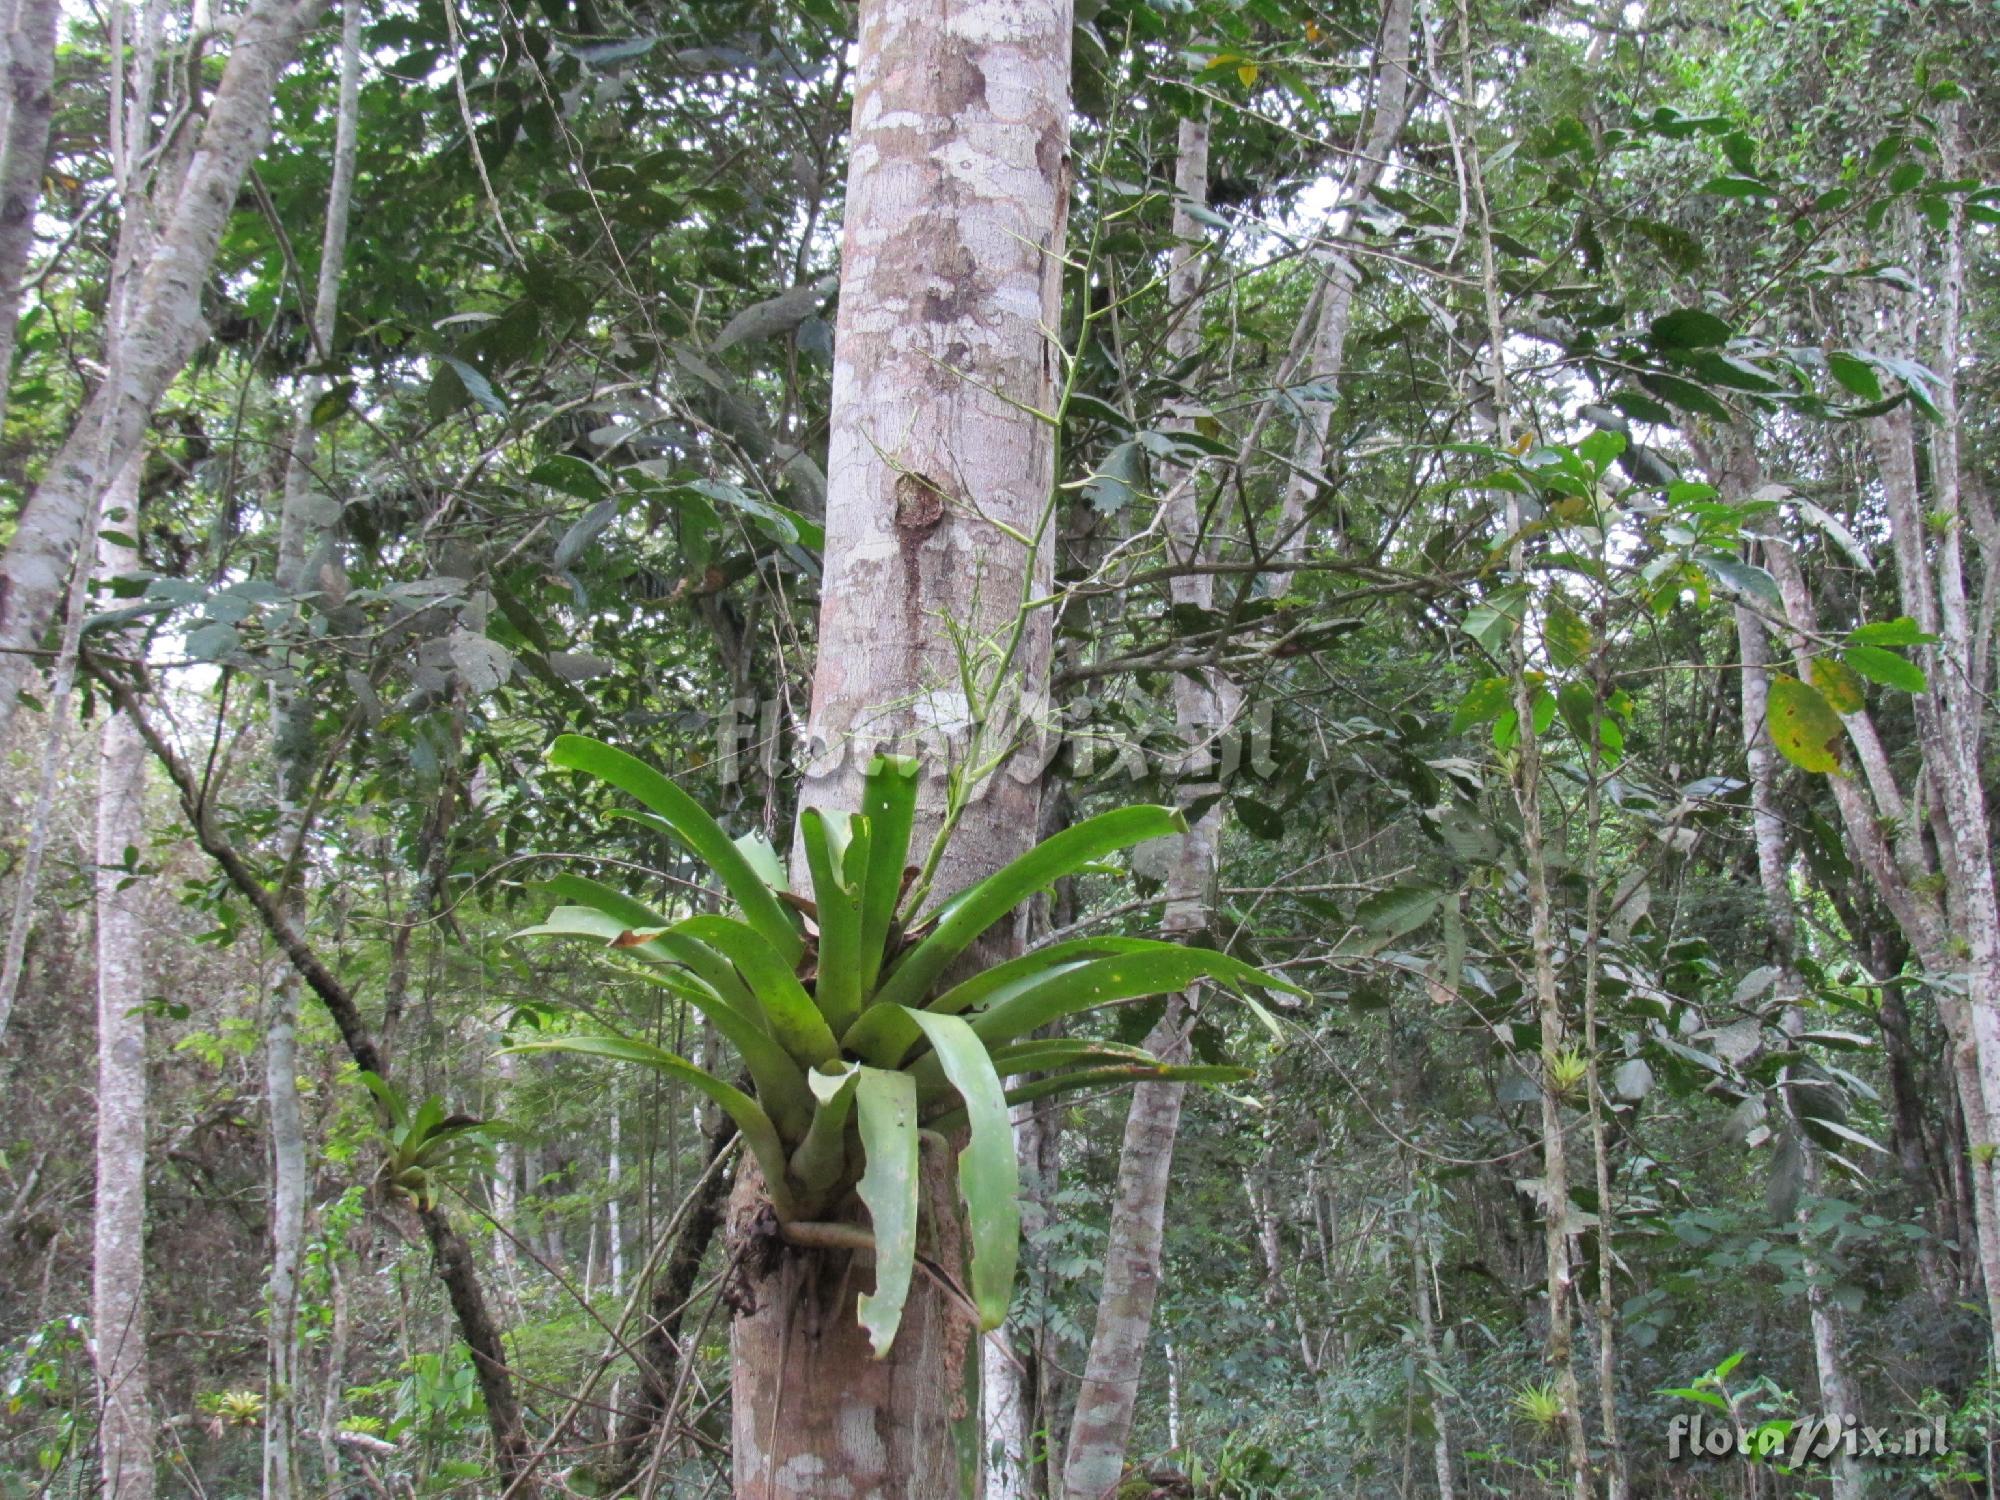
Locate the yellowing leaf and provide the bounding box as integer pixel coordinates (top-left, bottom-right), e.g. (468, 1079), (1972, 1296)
(1238, 62), (1260, 86)
(1767, 674), (1844, 775)
(1810, 656), (1865, 714)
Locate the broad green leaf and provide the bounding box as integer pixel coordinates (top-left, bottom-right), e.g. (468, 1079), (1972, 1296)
(531, 878), (763, 1020)
(1766, 675), (1844, 774)
(677, 915), (839, 1066)
(1846, 616), (1933, 647)
(1800, 1115), (1888, 1156)
(1544, 597), (1594, 669)
(1810, 657), (1865, 714)
(1826, 352), (1883, 401)
(443, 356), (507, 414)
(1451, 676), (1512, 734)
(932, 1063), (1253, 1127)
(1355, 882), (1443, 938)
(912, 1038), (1165, 1105)
(507, 1036), (795, 1218)
(1700, 175), (1772, 199)
(789, 1063), (859, 1198)
(734, 831), (789, 893)
(356, 1070), (409, 1131)
(1841, 644), (1926, 693)
(1649, 308), (1732, 349)
(801, 809), (864, 1034)
(623, 965), (813, 1141)
(903, 1010), (1018, 1329)
(872, 806), (1188, 1012)
(982, 1038), (1159, 1078)
(927, 937), (1166, 1017)
(1460, 587), (1527, 656)
(854, 1068), (920, 1356)
(1636, 370), (1732, 420)
(968, 945), (1295, 1048)
(855, 755), (920, 998)
(1697, 555), (1783, 609)
(548, 736), (802, 964)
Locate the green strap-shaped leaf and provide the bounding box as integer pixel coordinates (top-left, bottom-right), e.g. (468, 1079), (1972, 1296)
(789, 1062), (859, 1200)
(548, 735), (802, 964)
(970, 945), (1297, 1047)
(505, 1036), (795, 1219)
(929, 1063), (1253, 1132)
(531, 880), (764, 1022)
(855, 755), (920, 998)
(676, 915), (840, 1066)
(854, 1067), (919, 1357)
(623, 964), (814, 1142)
(871, 806), (1186, 1011)
(987, 1038), (1160, 1077)
(910, 1037), (1158, 1102)
(925, 938), (1164, 1017)
(801, 809), (864, 1035)
(355, 1070), (408, 1131)
(903, 1010), (1019, 1330)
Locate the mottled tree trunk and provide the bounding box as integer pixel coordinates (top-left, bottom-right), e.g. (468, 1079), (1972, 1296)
(92, 458), (152, 1500)
(0, 0), (319, 737)
(0, 0), (56, 438)
(730, 1), (1071, 1495)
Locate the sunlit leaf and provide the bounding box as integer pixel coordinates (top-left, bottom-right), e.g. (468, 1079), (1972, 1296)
(854, 1068), (920, 1357)
(1766, 675), (1844, 774)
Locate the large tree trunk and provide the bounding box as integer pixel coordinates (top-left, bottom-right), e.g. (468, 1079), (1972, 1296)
(92, 458), (152, 1500)
(0, 0), (319, 737)
(728, 1), (1071, 1494)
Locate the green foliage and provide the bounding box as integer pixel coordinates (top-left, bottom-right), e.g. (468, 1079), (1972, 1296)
(511, 742), (1295, 1351)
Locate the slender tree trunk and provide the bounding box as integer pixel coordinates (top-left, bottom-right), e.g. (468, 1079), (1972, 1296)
(607, 1106), (625, 1295)
(92, 458), (152, 1500)
(264, 8), (361, 1485)
(84, 673), (537, 1484)
(1466, 66), (1589, 1483)
(1061, 103), (1223, 1500)
(0, 0), (56, 437)
(1408, 1192), (1455, 1500)
(981, 1099), (1041, 1500)
(1273, 0), (1414, 579)
(1736, 603), (1862, 1500)
(0, 0), (320, 737)
(318, 1250), (350, 1487)
(730, 1), (1070, 1493)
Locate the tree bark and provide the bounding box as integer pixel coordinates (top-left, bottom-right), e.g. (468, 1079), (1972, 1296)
(0, 0), (320, 737)
(92, 458), (153, 1500)
(1273, 0), (1415, 579)
(0, 0), (57, 438)
(1060, 102), (1226, 1500)
(731, 1), (1071, 1494)
(264, 7), (361, 1485)
(1736, 602), (1862, 1500)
